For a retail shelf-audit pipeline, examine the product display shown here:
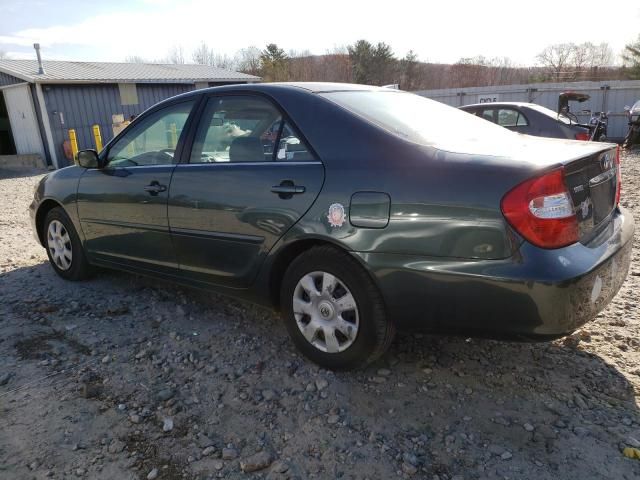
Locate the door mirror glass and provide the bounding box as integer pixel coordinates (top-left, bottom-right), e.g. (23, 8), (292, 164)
(76, 149), (99, 168)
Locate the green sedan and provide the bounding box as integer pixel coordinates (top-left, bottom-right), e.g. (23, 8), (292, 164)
(29, 83), (634, 370)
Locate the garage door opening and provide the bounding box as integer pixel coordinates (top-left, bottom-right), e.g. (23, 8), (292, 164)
(0, 93), (17, 155)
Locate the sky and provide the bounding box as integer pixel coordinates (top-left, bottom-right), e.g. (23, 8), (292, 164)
(0, 0), (638, 66)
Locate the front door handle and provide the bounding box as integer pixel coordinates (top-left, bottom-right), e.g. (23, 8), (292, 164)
(271, 180), (305, 199)
(144, 181), (167, 195)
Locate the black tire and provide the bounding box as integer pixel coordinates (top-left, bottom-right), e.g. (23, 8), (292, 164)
(43, 207), (91, 281)
(280, 245), (395, 370)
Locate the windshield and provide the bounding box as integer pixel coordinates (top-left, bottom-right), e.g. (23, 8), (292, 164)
(526, 103), (572, 125)
(320, 90), (514, 147)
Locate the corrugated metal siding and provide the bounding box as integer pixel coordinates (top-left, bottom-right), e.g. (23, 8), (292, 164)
(0, 71), (23, 87)
(415, 80), (640, 139)
(2, 84), (45, 156)
(43, 83), (195, 165)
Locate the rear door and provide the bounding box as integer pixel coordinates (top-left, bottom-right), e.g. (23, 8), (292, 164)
(168, 94), (324, 288)
(77, 99), (196, 273)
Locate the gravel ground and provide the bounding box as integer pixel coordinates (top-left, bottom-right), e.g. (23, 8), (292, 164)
(0, 152), (639, 480)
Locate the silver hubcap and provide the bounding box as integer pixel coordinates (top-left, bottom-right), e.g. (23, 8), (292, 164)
(292, 271), (359, 353)
(47, 220), (72, 271)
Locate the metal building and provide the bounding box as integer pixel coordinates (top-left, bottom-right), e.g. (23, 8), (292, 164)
(415, 80), (640, 140)
(0, 57), (259, 168)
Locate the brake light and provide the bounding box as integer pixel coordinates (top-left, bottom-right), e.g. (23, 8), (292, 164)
(575, 132), (590, 141)
(615, 145), (621, 206)
(501, 168), (578, 249)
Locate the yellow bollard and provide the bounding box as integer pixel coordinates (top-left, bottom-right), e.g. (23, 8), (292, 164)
(68, 129), (79, 161)
(92, 124), (103, 152)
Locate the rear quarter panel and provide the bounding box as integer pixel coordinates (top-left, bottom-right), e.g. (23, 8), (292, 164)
(262, 93), (537, 261)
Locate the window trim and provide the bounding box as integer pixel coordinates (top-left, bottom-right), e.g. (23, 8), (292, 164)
(182, 92), (319, 165)
(103, 98), (198, 168)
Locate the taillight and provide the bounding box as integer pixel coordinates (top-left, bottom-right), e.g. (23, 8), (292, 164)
(615, 145), (621, 206)
(501, 168), (578, 249)
(575, 132), (590, 141)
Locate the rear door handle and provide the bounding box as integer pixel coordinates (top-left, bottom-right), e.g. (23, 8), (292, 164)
(271, 180), (305, 199)
(144, 181), (167, 195)
(271, 185), (305, 194)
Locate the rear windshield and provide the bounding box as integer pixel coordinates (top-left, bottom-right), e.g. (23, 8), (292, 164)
(320, 90), (513, 146)
(526, 103), (572, 125)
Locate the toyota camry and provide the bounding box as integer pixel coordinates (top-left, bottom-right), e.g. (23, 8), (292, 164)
(29, 83), (634, 370)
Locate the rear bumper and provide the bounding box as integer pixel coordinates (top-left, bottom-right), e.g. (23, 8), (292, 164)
(354, 207), (634, 337)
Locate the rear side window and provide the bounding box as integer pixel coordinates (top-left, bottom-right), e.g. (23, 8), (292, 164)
(497, 109), (528, 127)
(275, 121), (315, 162)
(190, 96), (281, 163)
(189, 96), (316, 163)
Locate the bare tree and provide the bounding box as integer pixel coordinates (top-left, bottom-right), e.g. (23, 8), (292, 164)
(124, 55), (148, 63)
(192, 42), (236, 69)
(192, 42), (216, 65)
(234, 46), (262, 75)
(536, 43), (574, 80)
(162, 45), (185, 64)
(537, 42), (615, 81)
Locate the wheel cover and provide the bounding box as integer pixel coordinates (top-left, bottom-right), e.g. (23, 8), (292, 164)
(47, 219), (73, 271)
(292, 271), (360, 353)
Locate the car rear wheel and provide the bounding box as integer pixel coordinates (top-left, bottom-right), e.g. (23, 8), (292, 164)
(280, 245), (394, 370)
(44, 207), (91, 281)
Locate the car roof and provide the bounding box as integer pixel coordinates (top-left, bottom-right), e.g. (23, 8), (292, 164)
(184, 82), (387, 97)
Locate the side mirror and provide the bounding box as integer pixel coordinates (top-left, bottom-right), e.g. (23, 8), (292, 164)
(76, 149), (100, 168)
(624, 105), (631, 112)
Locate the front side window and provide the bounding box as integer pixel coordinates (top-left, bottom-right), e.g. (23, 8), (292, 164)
(480, 109), (496, 123)
(107, 101), (194, 167)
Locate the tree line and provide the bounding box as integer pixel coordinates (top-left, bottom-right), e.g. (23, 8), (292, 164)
(125, 34), (640, 89)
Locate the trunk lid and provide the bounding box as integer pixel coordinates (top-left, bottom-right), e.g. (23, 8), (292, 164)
(563, 146), (618, 241)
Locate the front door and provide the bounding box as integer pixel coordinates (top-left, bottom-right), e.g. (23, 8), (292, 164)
(168, 95), (324, 288)
(77, 99), (196, 273)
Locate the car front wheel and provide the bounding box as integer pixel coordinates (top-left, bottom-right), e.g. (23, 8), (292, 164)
(44, 207), (91, 281)
(280, 245), (395, 370)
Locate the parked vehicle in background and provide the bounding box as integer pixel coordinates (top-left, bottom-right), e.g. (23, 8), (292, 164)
(460, 102), (591, 140)
(558, 91), (610, 142)
(29, 83), (634, 370)
(624, 100), (640, 149)
(588, 110), (609, 142)
(557, 91), (590, 124)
